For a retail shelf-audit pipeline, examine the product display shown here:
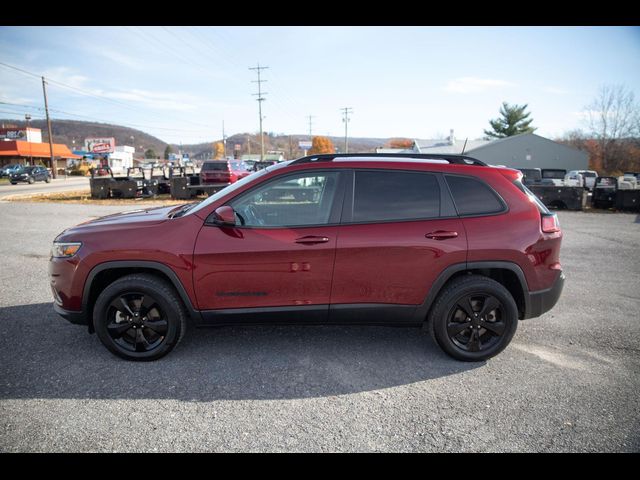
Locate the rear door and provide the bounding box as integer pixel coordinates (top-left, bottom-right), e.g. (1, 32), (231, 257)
(329, 169), (467, 322)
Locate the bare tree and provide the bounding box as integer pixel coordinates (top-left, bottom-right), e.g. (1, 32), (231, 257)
(586, 85), (640, 171)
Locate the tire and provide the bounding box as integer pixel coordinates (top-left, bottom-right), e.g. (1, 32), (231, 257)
(10, 182), (17, 185)
(93, 273), (187, 361)
(27, 176), (35, 184)
(45, 176), (51, 183)
(429, 275), (518, 362)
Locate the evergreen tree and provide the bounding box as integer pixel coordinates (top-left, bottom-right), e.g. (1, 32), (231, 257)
(484, 102), (536, 138)
(164, 145), (174, 160)
(144, 148), (157, 159)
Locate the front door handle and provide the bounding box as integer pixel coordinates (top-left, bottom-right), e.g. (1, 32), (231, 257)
(295, 235), (330, 245)
(425, 231), (459, 240)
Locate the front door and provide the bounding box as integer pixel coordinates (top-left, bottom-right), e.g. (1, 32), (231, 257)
(193, 169), (345, 322)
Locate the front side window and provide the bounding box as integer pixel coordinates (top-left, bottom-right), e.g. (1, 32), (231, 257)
(352, 170), (440, 222)
(229, 171), (340, 227)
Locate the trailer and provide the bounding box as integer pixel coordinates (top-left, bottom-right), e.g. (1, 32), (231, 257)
(528, 185), (588, 211)
(591, 177), (618, 210)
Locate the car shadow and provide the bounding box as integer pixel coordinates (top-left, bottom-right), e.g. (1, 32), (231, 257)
(0, 303), (482, 401)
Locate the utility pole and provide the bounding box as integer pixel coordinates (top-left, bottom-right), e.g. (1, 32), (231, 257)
(42, 76), (57, 178)
(341, 107), (353, 154)
(25, 114), (32, 164)
(288, 135), (293, 160)
(222, 120), (227, 159)
(249, 63), (268, 161)
(307, 115), (315, 137)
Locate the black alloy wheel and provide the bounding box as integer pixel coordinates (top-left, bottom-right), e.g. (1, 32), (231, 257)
(105, 292), (168, 354)
(429, 275), (518, 361)
(445, 293), (505, 353)
(94, 273), (187, 361)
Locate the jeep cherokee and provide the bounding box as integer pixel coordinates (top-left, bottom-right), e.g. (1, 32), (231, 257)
(50, 153), (564, 362)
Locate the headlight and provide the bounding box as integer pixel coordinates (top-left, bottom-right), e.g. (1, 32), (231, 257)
(51, 242), (82, 258)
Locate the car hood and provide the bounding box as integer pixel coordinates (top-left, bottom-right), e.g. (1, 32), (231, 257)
(59, 205), (179, 238)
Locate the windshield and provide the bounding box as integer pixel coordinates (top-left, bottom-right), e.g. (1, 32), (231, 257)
(202, 162), (227, 171)
(185, 167), (271, 217)
(542, 170), (566, 179)
(186, 160), (293, 217)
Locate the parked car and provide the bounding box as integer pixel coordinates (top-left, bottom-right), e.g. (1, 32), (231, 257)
(564, 170), (598, 190)
(9, 165), (51, 184)
(1, 164), (23, 178)
(50, 153), (564, 362)
(200, 159), (250, 185)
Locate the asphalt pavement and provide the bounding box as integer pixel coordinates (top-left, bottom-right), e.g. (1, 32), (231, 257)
(0, 201), (638, 452)
(0, 176), (89, 199)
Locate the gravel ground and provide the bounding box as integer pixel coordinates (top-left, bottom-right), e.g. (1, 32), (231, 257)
(0, 201), (638, 452)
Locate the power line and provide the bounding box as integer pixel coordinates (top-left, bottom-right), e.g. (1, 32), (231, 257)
(249, 63), (268, 161)
(0, 60), (217, 130)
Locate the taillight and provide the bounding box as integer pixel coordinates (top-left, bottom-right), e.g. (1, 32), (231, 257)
(541, 213), (560, 233)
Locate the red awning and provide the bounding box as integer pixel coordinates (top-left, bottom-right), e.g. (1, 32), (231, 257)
(0, 140), (81, 159)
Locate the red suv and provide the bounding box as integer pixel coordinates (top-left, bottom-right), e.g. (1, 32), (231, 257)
(200, 159), (250, 186)
(50, 154), (564, 362)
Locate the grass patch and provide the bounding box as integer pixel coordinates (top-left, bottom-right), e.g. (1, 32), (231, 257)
(5, 190), (198, 205)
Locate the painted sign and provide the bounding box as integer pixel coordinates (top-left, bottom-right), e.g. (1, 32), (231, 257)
(298, 140), (312, 149)
(85, 137), (116, 154)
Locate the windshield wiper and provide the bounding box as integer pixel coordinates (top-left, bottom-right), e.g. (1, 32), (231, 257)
(170, 203), (198, 218)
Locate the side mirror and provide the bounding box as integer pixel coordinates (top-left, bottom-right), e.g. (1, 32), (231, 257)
(212, 206), (236, 226)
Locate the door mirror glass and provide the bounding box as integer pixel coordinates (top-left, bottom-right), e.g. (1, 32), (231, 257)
(213, 206), (236, 226)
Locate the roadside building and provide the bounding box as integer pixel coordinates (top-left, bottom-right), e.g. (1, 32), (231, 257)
(0, 126), (80, 172)
(377, 130), (588, 171)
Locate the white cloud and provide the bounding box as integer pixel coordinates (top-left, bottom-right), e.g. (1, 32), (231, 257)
(444, 77), (515, 94)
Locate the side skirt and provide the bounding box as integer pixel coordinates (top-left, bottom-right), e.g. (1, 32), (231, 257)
(197, 303), (420, 327)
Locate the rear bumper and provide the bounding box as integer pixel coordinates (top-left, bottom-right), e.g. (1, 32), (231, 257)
(53, 302), (87, 326)
(523, 271), (565, 319)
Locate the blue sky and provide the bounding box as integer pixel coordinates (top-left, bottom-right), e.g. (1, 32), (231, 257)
(1, 26), (639, 145)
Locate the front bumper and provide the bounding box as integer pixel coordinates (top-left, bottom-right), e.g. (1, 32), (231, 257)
(523, 271), (565, 319)
(53, 302), (87, 325)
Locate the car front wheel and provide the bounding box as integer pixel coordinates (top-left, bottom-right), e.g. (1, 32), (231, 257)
(93, 273), (187, 361)
(429, 275), (518, 362)
(45, 176), (51, 183)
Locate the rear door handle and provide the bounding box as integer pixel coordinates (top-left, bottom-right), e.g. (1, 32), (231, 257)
(295, 235), (330, 245)
(425, 231), (459, 240)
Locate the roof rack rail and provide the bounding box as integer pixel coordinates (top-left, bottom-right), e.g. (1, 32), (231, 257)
(291, 153), (487, 166)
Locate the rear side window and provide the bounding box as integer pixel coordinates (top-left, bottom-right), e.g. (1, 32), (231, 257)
(445, 175), (505, 216)
(353, 171), (440, 222)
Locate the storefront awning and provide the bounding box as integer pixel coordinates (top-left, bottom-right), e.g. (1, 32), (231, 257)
(0, 140), (81, 159)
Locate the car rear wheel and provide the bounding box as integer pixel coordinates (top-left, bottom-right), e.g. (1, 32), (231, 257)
(45, 176), (51, 183)
(429, 275), (518, 362)
(93, 273), (187, 361)
(28, 176), (35, 184)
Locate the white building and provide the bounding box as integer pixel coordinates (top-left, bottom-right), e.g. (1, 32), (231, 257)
(109, 146), (135, 173)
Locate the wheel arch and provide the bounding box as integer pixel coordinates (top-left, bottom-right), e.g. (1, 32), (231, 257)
(82, 261), (199, 333)
(415, 261), (530, 324)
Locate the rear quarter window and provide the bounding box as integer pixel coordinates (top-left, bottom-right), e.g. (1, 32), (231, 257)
(445, 175), (505, 216)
